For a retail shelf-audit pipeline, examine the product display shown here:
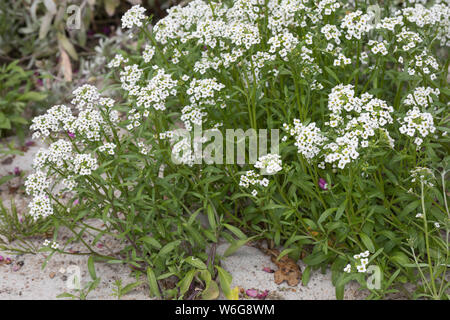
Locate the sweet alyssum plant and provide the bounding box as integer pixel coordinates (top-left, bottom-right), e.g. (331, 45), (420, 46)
(26, 0), (449, 299)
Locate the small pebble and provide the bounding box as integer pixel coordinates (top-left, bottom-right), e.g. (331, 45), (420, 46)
(49, 272), (56, 279)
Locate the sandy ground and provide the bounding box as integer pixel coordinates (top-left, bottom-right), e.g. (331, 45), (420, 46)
(0, 138), (366, 300)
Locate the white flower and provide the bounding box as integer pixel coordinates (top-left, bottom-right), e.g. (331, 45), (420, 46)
(356, 264), (367, 273)
(254, 154), (282, 175)
(99, 143), (116, 155)
(344, 264), (351, 273)
(399, 107), (435, 146)
(25, 171), (50, 196)
(73, 154), (98, 176)
(29, 195), (53, 220)
(121, 5), (147, 29)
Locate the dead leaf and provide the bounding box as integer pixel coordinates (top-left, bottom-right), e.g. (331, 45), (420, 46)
(60, 49), (73, 82)
(104, 0), (120, 16)
(267, 249), (302, 286)
(57, 33), (78, 60)
(1, 156), (14, 165)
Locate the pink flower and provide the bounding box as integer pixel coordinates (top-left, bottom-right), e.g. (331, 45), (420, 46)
(0, 255), (4, 262)
(13, 167), (21, 176)
(319, 178), (328, 190)
(68, 132), (75, 138)
(73, 199), (79, 205)
(246, 289), (258, 297)
(257, 290), (269, 299)
(262, 267), (274, 273)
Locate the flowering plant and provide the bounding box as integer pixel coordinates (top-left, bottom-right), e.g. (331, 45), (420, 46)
(26, 0), (449, 299)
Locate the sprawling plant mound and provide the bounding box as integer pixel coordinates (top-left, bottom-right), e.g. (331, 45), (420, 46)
(26, 0), (449, 299)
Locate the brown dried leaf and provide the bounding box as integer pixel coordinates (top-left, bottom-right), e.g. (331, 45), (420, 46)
(60, 49), (72, 82)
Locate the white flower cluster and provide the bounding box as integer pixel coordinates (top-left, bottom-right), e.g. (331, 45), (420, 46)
(344, 250), (371, 273)
(29, 195), (53, 221)
(239, 153), (282, 196)
(71, 84), (101, 110)
(368, 40), (388, 56)
(407, 50), (439, 80)
(143, 44), (155, 63)
(404, 87), (440, 108)
(239, 170), (270, 197)
(333, 53), (351, 67)
(99, 142), (116, 155)
(411, 167), (435, 188)
(137, 141), (150, 155)
(181, 78), (225, 130)
(396, 29), (422, 51)
(121, 5), (146, 29)
(47, 140), (73, 167)
(268, 30), (299, 61)
(30, 105), (74, 140)
(400, 3), (448, 30)
(136, 67), (178, 111)
(62, 175), (77, 191)
(283, 120), (327, 161)
(321, 24), (341, 44)
(399, 107), (435, 146)
(43, 240), (59, 250)
(25, 171), (50, 196)
(69, 109), (105, 141)
(340, 10), (374, 40)
(120, 64), (143, 93)
(323, 85), (394, 169)
(315, 0), (341, 17)
(376, 16), (404, 31)
(254, 153), (283, 175)
(107, 54), (129, 68)
(73, 154), (99, 176)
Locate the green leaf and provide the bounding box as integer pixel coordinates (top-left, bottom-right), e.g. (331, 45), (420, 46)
(207, 204), (217, 229)
(140, 236), (162, 249)
(158, 240), (180, 256)
(0, 175), (15, 186)
(87, 256), (96, 280)
(121, 281), (142, 296)
(335, 200), (347, 220)
(223, 223), (247, 240)
(178, 269), (197, 297)
(202, 280), (219, 300)
(324, 66), (340, 83)
(18, 91), (47, 101)
(318, 208), (336, 226)
(185, 256), (207, 270)
(303, 252), (328, 266)
(359, 233), (375, 253)
(302, 266), (311, 286)
(146, 268), (161, 298)
(391, 251), (410, 266)
(216, 266), (233, 300)
(0, 112), (11, 129)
